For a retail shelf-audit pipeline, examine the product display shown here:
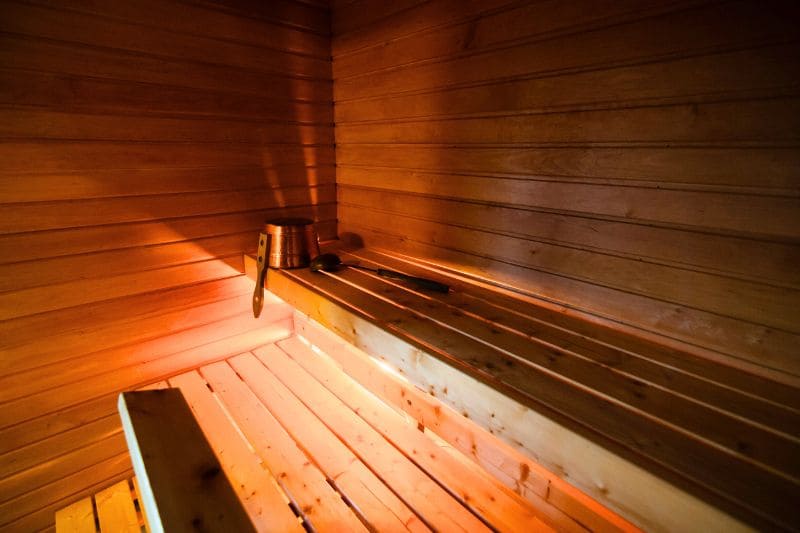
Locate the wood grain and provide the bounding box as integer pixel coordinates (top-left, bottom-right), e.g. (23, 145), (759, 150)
(0, 1), (333, 530)
(332, 0), (800, 381)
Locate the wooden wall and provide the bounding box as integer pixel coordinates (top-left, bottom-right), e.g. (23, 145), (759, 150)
(0, 0), (331, 530)
(332, 0), (800, 382)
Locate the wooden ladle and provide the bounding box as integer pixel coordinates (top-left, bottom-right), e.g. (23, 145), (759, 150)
(310, 253), (450, 293)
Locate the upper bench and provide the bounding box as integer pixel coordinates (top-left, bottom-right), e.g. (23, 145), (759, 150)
(245, 245), (800, 531)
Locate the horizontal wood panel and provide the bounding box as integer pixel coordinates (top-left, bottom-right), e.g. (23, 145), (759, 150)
(335, 44), (800, 122)
(0, 142), (335, 171)
(339, 171), (800, 239)
(0, 185), (335, 233)
(335, 1), (799, 101)
(7, 0), (330, 57)
(0, 204), (336, 263)
(0, 35), (332, 101)
(0, 165), (335, 204)
(0, 1), (331, 79)
(333, 0), (704, 78)
(341, 222), (800, 378)
(337, 98), (800, 145)
(0, 321), (292, 530)
(0, 276), (255, 350)
(337, 145), (800, 191)
(0, 68), (332, 122)
(338, 204), (800, 334)
(333, 1), (800, 402)
(339, 186), (800, 286)
(0, 1), (333, 529)
(0, 108), (334, 141)
(274, 263), (800, 530)
(0, 453), (132, 529)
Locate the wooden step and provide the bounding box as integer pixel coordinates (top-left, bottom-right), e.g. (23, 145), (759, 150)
(244, 246), (800, 531)
(55, 478), (147, 533)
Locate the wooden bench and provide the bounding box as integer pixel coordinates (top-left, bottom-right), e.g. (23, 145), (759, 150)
(55, 478), (148, 533)
(60, 330), (629, 532)
(244, 245), (800, 531)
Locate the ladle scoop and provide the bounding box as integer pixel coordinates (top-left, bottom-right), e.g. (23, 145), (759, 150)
(310, 253), (450, 293)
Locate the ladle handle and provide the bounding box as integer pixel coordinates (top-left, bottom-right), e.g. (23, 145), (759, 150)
(377, 269), (450, 293)
(252, 232), (270, 318)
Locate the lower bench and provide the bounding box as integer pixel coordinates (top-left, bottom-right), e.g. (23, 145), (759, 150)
(55, 478), (147, 533)
(244, 246), (799, 531)
(59, 329), (633, 532)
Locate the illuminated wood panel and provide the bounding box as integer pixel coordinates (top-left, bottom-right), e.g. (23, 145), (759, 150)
(0, 0), (332, 530)
(332, 0), (800, 381)
(244, 251), (798, 530)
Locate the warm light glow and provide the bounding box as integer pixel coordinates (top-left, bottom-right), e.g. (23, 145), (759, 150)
(373, 358), (410, 383)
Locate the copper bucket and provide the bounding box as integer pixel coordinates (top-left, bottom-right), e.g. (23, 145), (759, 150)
(252, 218), (319, 317)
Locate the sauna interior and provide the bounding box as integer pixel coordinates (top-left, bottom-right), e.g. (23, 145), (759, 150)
(1, 0), (799, 531)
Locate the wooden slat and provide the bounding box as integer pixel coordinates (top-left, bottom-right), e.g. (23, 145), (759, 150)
(118, 389), (263, 532)
(0, 276), (254, 356)
(332, 0), (695, 70)
(0, 69), (332, 126)
(0, 453), (132, 529)
(341, 224), (800, 379)
(0, 2), (331, 79)
(336, 144), (800, 190)
(277, 336), (557, 532)
(0, 109), (333, 143)
(337, 98), (800, 145)
(199, 361), (369, 532)
(229, 353), (430, 533)
(293, 312), (653, 533)
(279, 266), (800, 499)
(338, 185), (800, 287)
(0, 415), (120, 481)
(0, 434), (128, 504)
(23, 0), (330, 57)
(337, 171), (800, 240)
(307, 264), (800, 476)
(261, 261), (799, 529)
(94, 480), (139, 533)
(1, 3), (332, 529)
(254, 344), (491, 532)
(334, 1), (798, 100)
(0, 184), (336, 233)
(131, 476), (151, 533)
(0, 35), (331, 101)
(337, 204), (800, 333)
(335, 43), (800, 122)
(254, 265), (750, 531)
(343, 249), (800, 417)
(54, 497), (95, 533)
(0, 318), (292, 430)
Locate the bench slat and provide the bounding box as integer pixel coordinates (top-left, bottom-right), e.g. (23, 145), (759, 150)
(254, 344), (491, 533)
(54, 496), (95, 533)
(346, 249), (800, 432)
(294, 313), (636, 533)
(165, 373), (302, 533)
(349, 249), (800, 410)
(199, 361), (368, 532)
(95, 480), (138, 533)
(277, 335), (557, 533)
(329, 259), (800, 477)
(229, 352), (429, 532)
(273, 262), (800, 530)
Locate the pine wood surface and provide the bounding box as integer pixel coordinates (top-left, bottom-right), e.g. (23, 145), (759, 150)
(243, 251), (799, 531)
(331, 0), (800, 380)
(159, 337), (573, 531)
(0, 0), (332, 530)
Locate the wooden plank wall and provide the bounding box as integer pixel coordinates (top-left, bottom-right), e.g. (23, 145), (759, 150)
(332, 0), (800, 381)
(0, 1), (331, 530)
